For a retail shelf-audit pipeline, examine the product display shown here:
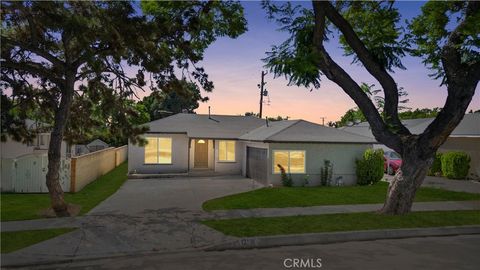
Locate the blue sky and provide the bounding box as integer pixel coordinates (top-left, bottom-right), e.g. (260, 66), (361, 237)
(166, 1), (480, 123)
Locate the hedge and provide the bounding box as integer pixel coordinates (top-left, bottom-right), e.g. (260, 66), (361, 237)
(356, 149), (384, 185)
(428, 153), (443, 176)
(441, 151), (471, 179)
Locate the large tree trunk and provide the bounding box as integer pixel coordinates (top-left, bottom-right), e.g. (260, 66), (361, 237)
(380, 140), (434, 215)
(45, 75), (75, 217)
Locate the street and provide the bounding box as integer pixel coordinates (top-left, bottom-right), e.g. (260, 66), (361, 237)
(24, 235), (480, 270)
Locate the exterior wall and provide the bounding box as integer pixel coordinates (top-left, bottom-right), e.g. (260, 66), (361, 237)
(1, 138), (37, 159)
(214, 140), (244, 174)
(438, 137), (480, 179)
(128, 133), (189, 174)
(267, 143), (372, 186)
(1, 135), (73, 159)
(241, 141), (270, 177)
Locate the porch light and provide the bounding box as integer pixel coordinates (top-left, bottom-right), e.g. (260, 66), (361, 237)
(198, 139), (206, 144)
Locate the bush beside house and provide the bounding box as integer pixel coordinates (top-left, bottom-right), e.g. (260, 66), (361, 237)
(356, 149), (384, 185)
(441, 152), (471, 179)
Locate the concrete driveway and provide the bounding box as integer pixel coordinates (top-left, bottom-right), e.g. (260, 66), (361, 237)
(2, 176), (263, 267)
(90, 175), (262, 215)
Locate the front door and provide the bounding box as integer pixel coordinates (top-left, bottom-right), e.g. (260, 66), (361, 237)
(194, 139), (209, 168)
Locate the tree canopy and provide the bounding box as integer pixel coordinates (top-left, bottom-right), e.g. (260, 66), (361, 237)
(0, 0), (247, 215)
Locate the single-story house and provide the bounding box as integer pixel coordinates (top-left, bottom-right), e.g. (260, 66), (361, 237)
(128, 113), (375, 186)
(341, 113), (480, 179)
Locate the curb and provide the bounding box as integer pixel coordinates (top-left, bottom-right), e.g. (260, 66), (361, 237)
(205, 225), (480, 251)
(1, 248), (203, 269)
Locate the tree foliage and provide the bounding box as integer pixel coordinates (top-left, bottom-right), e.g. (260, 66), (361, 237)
(0, 0), (247, 215)
(262, 0), (479, 214)
(140, 80), (208, 121)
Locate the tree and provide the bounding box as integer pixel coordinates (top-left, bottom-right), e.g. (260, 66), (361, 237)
(263, 1), (479, 214)
(141, 80), (208, 121)
(1, 1), (246, 216)
(244, 112), (289, 121)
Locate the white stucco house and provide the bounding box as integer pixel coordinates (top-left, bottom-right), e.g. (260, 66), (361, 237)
(128, 113), (375, 186)
(1, 119), (74, 159)
(341, 113), (480, 178)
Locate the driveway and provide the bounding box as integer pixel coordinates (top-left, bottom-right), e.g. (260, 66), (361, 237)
(2, 176), (263, 267)
(90, 175), (262, 215)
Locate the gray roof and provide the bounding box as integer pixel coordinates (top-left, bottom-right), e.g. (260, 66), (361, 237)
(240, 120), (376, 143)
(145, 114), (376, 143)
(341, 113), (480, 138)
(146, 113), (265, 139)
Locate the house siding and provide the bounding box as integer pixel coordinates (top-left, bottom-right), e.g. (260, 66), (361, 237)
(438, 137), (480, 179)
(128, 133), (189, 174)
(267, 142), (371, 186)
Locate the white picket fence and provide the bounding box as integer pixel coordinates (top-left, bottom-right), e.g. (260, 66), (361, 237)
(0, 153), (70, 193)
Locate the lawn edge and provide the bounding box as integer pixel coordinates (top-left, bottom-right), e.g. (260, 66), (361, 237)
(205, 225), (480, 251)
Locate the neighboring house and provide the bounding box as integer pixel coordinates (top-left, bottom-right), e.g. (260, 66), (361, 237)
(341, 113), (480, 179)
(1, 119), (74, 159)
(87, 139), (109, 152)
(128, 113), (375, 186)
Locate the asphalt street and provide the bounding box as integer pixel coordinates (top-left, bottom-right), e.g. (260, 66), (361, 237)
(21, 235), (480, 270)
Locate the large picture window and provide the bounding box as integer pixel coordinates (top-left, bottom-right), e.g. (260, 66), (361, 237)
(144, 137), (172, 164)
(273, 150), (306, 173)
(218, 140), (235, 162)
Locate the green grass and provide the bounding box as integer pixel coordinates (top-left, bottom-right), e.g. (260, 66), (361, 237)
(202, 210), (480, 237)
(203, 182), (480, 211)
(1, 228), (76, 253)
(1, 162), (128, 221)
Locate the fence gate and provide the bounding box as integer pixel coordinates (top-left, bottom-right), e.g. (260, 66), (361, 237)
(1, 154), (70, 193)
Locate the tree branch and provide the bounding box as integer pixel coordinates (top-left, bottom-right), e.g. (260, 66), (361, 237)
(317, 1), (409, 135)
(2, 36), (64, 67)
(312, 2), (403, 153)
(418, 1), (479, 155)
(1, 60), (64, 86)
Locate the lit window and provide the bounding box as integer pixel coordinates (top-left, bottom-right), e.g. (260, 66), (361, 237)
(144, 137), (172, 164)
(218, 140), (235, 161)
(273, 150), (305, 173)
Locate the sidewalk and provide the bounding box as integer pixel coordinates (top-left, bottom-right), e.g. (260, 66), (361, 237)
(209, 200), (480, 220)
(2, 200), (479, 268)
(3, 200), (479, 232)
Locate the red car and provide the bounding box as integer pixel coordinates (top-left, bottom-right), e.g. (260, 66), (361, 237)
(384, 151), (402, 175)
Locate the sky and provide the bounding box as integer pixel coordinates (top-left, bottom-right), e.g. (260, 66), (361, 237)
(153, 1), (479, 124)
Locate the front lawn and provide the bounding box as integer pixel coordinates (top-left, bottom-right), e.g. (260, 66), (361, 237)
(1, 228), (76, 253)
(203, 182), (480, 211)
(202, 210), (480, 237)
(1, 162), (128, 221)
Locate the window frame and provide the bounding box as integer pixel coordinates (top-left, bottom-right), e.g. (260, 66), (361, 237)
(217, 140), (236, 163)
(144, 137), (173, 165)
(272, 150), (306, 174)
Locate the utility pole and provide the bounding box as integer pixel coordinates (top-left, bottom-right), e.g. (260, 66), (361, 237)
(319, 117), (326, 126)
(258, 71), (267, 118)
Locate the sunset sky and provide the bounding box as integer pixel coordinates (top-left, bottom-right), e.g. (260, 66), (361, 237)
(150, 1), (480, 124)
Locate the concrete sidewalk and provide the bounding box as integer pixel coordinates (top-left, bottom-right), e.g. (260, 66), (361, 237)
(209, 200), (480, 220)
(3, 200), (479, 232)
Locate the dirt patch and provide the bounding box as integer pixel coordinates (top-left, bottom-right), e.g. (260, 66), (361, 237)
(39, 204), (82, 218)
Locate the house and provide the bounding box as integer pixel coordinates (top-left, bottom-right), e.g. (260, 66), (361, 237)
(87, 139), (109, 152)
(341, 113), (480, 178)
(1, 119), (74, 159)
(128, 113), (375, 186)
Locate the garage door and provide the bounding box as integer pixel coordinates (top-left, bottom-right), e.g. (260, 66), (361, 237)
(246, 147), (268, 185)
